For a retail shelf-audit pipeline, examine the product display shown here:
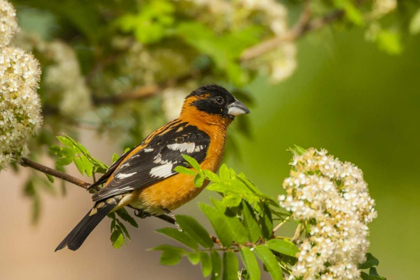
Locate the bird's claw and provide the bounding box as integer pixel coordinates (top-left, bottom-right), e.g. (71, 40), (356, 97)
(134, 209), (151, 219)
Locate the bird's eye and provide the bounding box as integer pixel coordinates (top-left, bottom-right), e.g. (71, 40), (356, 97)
(215, 96), (224, 105)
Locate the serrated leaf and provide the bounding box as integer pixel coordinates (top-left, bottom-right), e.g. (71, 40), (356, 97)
(260, 202), (273, 240)
(81, 155), (93, 177)
(200, 252), (212, 277)
(152, 245), (186, 266)
(116, 219), (131, 240)
(175, 215), (214, 248)
(194, 174), (205, 187)
(218, 164), (231, 181)
(174, 166), (197, 176)
(221, 195), (242, 207)
(254, 245), (283, 280)
(188, 252), (201, 265)
(222, 251), (239, 280)
(112, 152), (119, 163)
(240, 247), (261, 280)
(242, 201), (261, 243)
(211, 198), (248, 244)
(111, 230), (125, 249)
(73, 157), (85, 175)
(56, 136), (74, 148)
(359, 253), (380, 269)
(181, 154), (201, 171)
(204, 170), (220, 183)
(266, 239), (299, 257)
(199, 203), (235, 247)
(115, 208), (139, 228)
(211, 251), (222, 280)
(157, 227), (198, 250)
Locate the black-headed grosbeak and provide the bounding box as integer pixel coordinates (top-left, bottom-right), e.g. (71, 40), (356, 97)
(55, 84), (250, 251)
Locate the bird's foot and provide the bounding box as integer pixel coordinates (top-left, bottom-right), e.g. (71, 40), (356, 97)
(162, 209), (182, 231)
(134, 209), (151, 219)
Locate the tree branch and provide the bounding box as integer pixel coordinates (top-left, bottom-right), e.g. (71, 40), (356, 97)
(19, 157), (91, 189)
(240, 9), (345, 61)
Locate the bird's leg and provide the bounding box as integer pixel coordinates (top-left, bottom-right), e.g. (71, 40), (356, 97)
(133, 209), (151, 219)
(155, 209), (181, 231)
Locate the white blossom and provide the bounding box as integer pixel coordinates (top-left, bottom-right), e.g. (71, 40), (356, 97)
(0, 0), (19, 47)
(281, 148), (377, 280)
(0, 47), (42, 170)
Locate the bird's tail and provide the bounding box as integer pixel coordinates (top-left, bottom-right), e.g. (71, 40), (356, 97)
(55, 197), (122, 252)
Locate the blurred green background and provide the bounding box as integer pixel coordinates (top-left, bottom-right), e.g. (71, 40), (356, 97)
(230, 30), (420, 279)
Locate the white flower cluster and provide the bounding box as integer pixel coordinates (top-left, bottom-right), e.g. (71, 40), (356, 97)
(0, 0), (19, 47)
(0, 47), (42, 170)
(279, 148), (377, 280)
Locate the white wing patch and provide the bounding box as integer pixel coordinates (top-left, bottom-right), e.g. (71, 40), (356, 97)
(194, 145), (205, 152)
(115, 172), (137, 179)
(167, 142), (196, 153)
(120, 162), (130, 169)
(144, 148), (154, 152)
(150, 163), (174, 178)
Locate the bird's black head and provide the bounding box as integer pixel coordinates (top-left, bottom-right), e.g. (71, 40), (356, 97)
(185, 84), (250, 120)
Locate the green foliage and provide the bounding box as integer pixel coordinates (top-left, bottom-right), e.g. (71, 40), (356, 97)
(50, 135), (108, 175)
(116, 0), (175, 44)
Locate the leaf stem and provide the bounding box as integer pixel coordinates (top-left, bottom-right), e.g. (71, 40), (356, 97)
(272, 216), (291, 233)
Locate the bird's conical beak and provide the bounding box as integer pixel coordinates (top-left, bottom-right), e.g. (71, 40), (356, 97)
(227, 100), (250, 116)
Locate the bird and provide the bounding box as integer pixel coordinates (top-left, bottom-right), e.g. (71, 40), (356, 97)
(55, 84), (250, 251)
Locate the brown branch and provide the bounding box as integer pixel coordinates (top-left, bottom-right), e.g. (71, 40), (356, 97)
(19, 157), (91, 189)
(240, 9), (345, 61)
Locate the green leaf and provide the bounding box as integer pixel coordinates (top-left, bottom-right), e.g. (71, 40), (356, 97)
(174, 166), (197, 176)
(204, 169), (221, 183)
(45, 173), (54, 183)
(359, 253), (380, 269)
(73, 157), (85, 175)
(221, 195), (242, 207)
(254, 245), (283, 280)
(218, 164), (231, 181)
(175, 215), (214, 248)
(242, 201), (261, 243)
(260, 202), (273, 240)
(266, 239), (299, 257)
(222, 251), (239, 280)
(410, 9), (420, 35)
(115, 208), (139, 228)
(187, 252), (201, 265)
(199, 203), (235, 247)
(110, 230), (125, 249)
(153, 245), (186, 266)
(81, 155), (93, 177)
(211, 251), (222, 280)
(200, 252), (212, 277)
(156, 227), (198, 250)
(112, 152), (119, 163)
(194, 174), (205, 187)
(56, 147), (75, 166)
(56, 136), (74, 148)
(181, 154), (201, 171)
(116, 219), (131, 240)
(240, 247), (261, 280)
(211, 198), (248, 244)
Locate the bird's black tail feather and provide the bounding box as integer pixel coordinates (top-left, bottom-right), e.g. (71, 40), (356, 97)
(55, 197), (121, 252)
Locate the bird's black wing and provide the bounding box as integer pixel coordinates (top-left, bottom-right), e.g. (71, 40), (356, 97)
(92, 122), (210, 202)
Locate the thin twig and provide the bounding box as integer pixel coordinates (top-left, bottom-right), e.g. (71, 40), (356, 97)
(292, 223), (302, 242)
(240, 9), (344, 61)
(19, 157), (91, 189)
(273, 216), (291, 233)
